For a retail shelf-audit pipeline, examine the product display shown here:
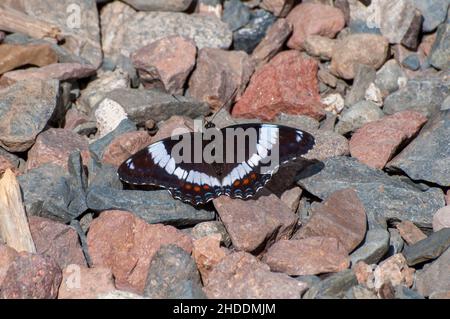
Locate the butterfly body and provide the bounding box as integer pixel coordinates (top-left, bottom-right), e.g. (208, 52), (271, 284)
(118, 123), (315, 205)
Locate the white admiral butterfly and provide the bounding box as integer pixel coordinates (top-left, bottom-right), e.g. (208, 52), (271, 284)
(118, 122), (315, 206)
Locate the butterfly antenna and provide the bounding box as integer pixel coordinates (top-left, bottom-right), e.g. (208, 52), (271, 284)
(206, 87), (239, 127)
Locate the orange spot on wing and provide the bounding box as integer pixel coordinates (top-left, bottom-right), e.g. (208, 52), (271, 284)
(243, 178), (250, 185)
(194, 185), (201, 192)
(233, 180), (241, 187)
(184, 183), (192, 190)
(203, 184), (210, 190)
(250, 173), (257, 179)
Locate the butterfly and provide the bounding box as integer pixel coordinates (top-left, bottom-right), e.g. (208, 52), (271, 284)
(118, 122), (315, 206)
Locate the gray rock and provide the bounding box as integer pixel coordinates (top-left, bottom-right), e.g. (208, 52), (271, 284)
(0, 147), (25, 172)
(394, 286), (424, 299)
(387, 110), (450, 186)
(335, 101), (384, 135)
(388, 228), (405, 256)
(375, 59), (407, 94)
(430, 24), (450, 70)
(350, 228), (390, 265)
(297, 156), (445, 228)
(415, 247), (450, 297)
(297, 197), (312, 225)
(122, 0), (192, 12)
(295, 275), (321, 288)
(100, 89), (210, 125)
(348, 20), (382, 35)
(233, 9), (276, 53)
(222, 0), (251, 31)
(86, 186), (215, 227)
(0, 80), (59, 152)
(442, 96), (450, 111)
(274, 113), (320, 131)
(410, 0), (450, 32)
(303, 270), (358, 299)
(383, 77), (450, 117)
(192, 221), (232, 247)
(101, 2), (232, 63)
(403, 228), (450, 266)
(144, 245), (206, 299)
(345, 64), (376, 106)
(67, 152), (88, 218)
(69, 219), (93, 267)
(18, 163), (86, 223)
(346, 285), (378, 299)
(402, 54), (421, 71)
(89, 163), (123, 190)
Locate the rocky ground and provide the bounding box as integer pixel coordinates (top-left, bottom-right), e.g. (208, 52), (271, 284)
(0, 0), (449, 299)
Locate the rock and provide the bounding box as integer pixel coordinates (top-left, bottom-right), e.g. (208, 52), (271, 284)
(286, 3), (345, 50)
(347, 285), (378, 299)
(251, 18), (292, 69)
(101, 2), (232, 63)
(87, 185), (214, 227)
(18, 164), (86, 222)
(58, 265), (116, 299)
(374, 59), (407, 95)
(0, 43), (57, 74)
(274, 113), (320, 131)
(330, 34), (389, 80)
(0, 252), (62, 299)
(97, 290), (146, 299)
(122, 0), (192, 11)
(94, 99), (129, 139)
(387, 110), (450, 186)
(188, 48), (254, 108)
(26, 128), (89, 171)
(29, 216), (86, 269)
(222, 0), (251, 31)
(192, 234), (228, 284)
(353, 261), (374, 286)
(0, 79), (59, 152)
(303, 269), (358, 299)
(395, 221), (427, 245)
(100, 89), (209, 124)
(261, 0), (295, 17)
(303, 35), (337, 60)
(373, 254), (415, 290)
(415, 247), (450, 297)
(64, 108), (90, 131)
(350, 228), (390, 265)
(294, 188), (366, 253)
(349, 110), (428, 169)
(410, 0), (450, 32)
(304, 130), (349, 161)
(2, 63), (96, 82)
(318, 67), (339, 88)
(335, 101), (384, 135)
(78, 69), (130, 115)
(345, 64), (376, 106)
(0, 153), (21, 176)
(383, 77), (450, 117)
(102, 131), (153, 167)
(297, 156), (445, 228)
(433, 206), (450, 232)
(322, 93), (345, 115)
(213, 191), (297, 253)
(0, 245), (18, 285)
(87, 210), (192, 294)
(402, 228), (450, 266)
(402, 54), (421, 71)
(204, 251), (308, 298)
(394, 286), (424, 299)
(144, 245), (205, 299)
(21, 0), (102, 68)
(388, 228), (405, 256)
(191, 221), (232, 247)
(280, 186), (302, 212)
(429, 24), (450, 70)
(262, 237), (350, 276)
(233, 9), (276, 54)
(131, 36), (196, 95)
(232, 50), (325, 121)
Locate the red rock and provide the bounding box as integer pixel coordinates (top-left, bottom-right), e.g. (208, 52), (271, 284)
(192, 234), (228, 284)
(87, 210), (193, 294)
(419, 33), (437, 57)
(252, 18), (293, 69)
(2, 63), (97, 81)
(294, 188), (366, 253)
(350, 110), (428, 169)
(131, 36), (196, 94)
(204, 251), (308, 299)
(188, 48), (254, 110)
(353, 261), (375, 287)
(0, 252), (62, 299)
(213, 191), (298, 253)
(0, 43), (57, 74)
(58, 265), (116, 299)
(433, 206), (450, 232)
(29, 216), (86, 269)
(286, 3), (345, 50)
(445, 190), (450, 205)
(280, 186), (302, 212)
(373, 254), (415, 290)
(261, 0), (295, 17)
(102, 131), (153, 167)
(330, 34), (390, 80)
(232, 50), (325, 121)
(0, 244), (18, 285)
(262, 237), (350, 276)
(395, 220), (427, 245)
(26, 128), (90, 171)
(152, 115), (194, 141)
(64, 108), (90, 130)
